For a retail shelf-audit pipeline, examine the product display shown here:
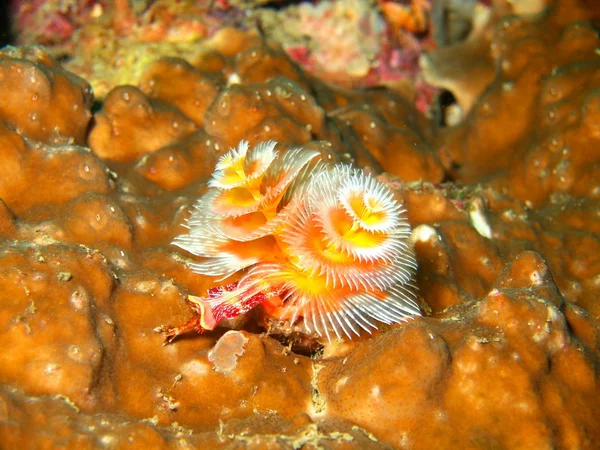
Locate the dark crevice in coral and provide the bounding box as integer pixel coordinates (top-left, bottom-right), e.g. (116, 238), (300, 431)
(267, 332), (325, 358)
(259, 0), (314, 12)
(56, 54), (73, 64)
(0, 0), (13, 47)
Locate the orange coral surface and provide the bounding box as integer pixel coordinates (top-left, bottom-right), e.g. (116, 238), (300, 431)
(1, 0), (600, 448)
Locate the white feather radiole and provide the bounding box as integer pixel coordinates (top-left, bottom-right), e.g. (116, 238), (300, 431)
(163, 140), (420, 342)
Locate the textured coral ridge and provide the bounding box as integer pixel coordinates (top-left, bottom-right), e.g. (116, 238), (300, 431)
(11, 0), (436, 109)
(166, 140), (419, 342)
(0, 1), (600, 448)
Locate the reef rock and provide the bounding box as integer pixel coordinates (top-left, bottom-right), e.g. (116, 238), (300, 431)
(0, 0), (599, 448)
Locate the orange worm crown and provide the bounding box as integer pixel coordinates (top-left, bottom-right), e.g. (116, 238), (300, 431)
(171, 140), (420, 341)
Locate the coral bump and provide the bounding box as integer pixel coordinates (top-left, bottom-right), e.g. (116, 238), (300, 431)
(161, 140), (420, 342)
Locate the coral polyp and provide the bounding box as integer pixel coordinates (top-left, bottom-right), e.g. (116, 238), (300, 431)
(163, 140), (420, 342)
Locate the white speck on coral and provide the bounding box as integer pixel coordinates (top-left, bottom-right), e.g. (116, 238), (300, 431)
(398, 431), (411, 449)
(334, 376), (348, 393)
(530, 270), (544, 285)
(100, 435), (115, 445)
(410, 224), (439, 244)
(445, 104), (463, 126)
(434, 409), (447, 422)
(468, 198), (492, 239)
(70, 289), (89, 311)
(180, 359), (211, 378)
(135, 215), (147, 226)
(370, 385), (381, 398)
(227, 72), (241, 85)
(44, 363), (59, 374)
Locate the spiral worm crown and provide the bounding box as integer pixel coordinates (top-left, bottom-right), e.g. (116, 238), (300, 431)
(173, 140), (420, 340)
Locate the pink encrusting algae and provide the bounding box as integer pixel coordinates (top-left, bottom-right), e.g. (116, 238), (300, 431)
(160, 140), (420, 342)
